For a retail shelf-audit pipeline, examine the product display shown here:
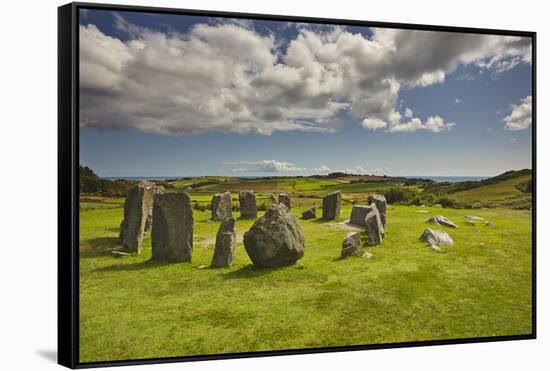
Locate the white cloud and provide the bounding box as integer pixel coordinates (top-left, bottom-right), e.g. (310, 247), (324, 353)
(455, 98), (463, 104)
(386, 114), (455, 133)
(503, 95), (532, 131)
(229, 160), (305, 172)
(80, 16), (531, 136)
(312, 165), (331, 173)
(361, 118), (387, 130)
(404, 108), (414, 118)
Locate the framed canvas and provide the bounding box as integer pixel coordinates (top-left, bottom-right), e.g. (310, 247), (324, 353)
(58, 2), (536, 368)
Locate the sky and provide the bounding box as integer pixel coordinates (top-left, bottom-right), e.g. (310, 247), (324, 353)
(79, 9), (533, 178)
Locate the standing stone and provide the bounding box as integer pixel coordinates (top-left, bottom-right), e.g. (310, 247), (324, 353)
(211, 217), (237, 268)
(365, 210), (383, 246)
(349, 205), (371, 226)
(152, 193), (194, 262)
(368, 194), (387, 227)
(322, 191), (341, 220)
(144, 185), (165, 232)
(341, 232), (361, 258)
(239, 190), (257, 218)
(419, 228), (454, 247)
(301, 207), (316, 220)
(243, 204), (305, 267)
(119, 181), (156, 253)
(211, 191), (232, 221)
(279, 193), (291, 210)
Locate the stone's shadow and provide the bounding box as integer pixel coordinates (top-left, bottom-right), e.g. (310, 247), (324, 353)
(36, 349), (57, 363)
(93, 259), (177, 272)
(79, 237), (121, 259)
(221, 264), (276, 280)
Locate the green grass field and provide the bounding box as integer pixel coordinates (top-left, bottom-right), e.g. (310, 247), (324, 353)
(79, 194), (532, 362)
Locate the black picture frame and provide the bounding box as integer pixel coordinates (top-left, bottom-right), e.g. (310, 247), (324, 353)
(58, 2), (537, 369)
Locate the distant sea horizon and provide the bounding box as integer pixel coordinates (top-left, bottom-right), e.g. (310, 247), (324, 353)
(101, 175), (489, 183)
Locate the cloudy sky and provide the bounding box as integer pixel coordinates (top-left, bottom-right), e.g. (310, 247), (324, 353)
(79, 9), (533, 177)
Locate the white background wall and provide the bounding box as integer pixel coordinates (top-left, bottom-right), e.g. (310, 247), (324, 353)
(0, 0), (546, 369)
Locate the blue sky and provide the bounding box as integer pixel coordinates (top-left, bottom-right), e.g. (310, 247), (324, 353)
(79, 9), (533, 177)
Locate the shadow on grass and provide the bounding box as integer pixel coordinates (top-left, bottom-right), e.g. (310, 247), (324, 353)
(93, 258), (178, 272)
(221, 264), (278, 280)
(79, 236), (121, 258)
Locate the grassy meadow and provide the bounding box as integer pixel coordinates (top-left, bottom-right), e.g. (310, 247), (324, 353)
(78, 174), (533, 363)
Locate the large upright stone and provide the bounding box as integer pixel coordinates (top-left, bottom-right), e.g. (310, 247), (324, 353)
(349, 205), (370, 226)
(239, 190), (257, 218)
(211, 191), (232, 221)
(144, 185), (165, 232)
(365, 210), (383, 246)
(341, 232), (361, 258)
(322, 191), (341, 220)
(279, 193), (291, 210)
(211, 217), (237, 268)
(119, 181), (156, 253)
(151, 193), (194, 262)
(368, 194), (387, 227)
(243, 204), (305, 267)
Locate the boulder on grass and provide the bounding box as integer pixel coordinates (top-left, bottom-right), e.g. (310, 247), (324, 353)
(341, 232), (361, 258)
(243, 204), (305, 268)
(322, 191), (341, 220)
(211, 191), (232, 221)
(427, 215), (458, 228)
(301, 207), (316, 220)
(211, 217), (237, 268)
(419, 228), (454, 247)
(152, 193), (194, 262)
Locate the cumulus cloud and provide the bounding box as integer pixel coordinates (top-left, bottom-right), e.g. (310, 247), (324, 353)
(80, 15), (532, 136)
(503, 95), (532, 131)
(312, 165), (331, 173)
(228, 160), (305, 172)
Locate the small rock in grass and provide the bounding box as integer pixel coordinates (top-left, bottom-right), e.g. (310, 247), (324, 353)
(419, 228), (454, 248)
(417, 210), (429, 213)
(111, 250), (131, 258)
(362, 252), (373, 259)
(427, 215), (458, 228)
(485, 221), (495, 227)
(301, 207), (316, 220)
(464, 215), (485, 221)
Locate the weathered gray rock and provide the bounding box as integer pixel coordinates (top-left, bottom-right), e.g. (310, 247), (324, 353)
(419, 228), (454, 247)
(322, 191), (341, 220)
(211, 191), (232, 221)
(119, 181), (156, 253)
(211, 217), (237, 267)
(341, 232), (361, 257)
(465, 215), (484, 221)
(365, 210), (383, 246)
(368, 194), (387, 227)
(243, 204), (305, 267)
(239, 190), (257, 218)
(427, 215), (458, 228)
(278, 193), (291, 210)
(151, 193), (194, 262)
(301, 207), (316, 220)
(144, 185), (165, 232)
(349, 205), (370, 226)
